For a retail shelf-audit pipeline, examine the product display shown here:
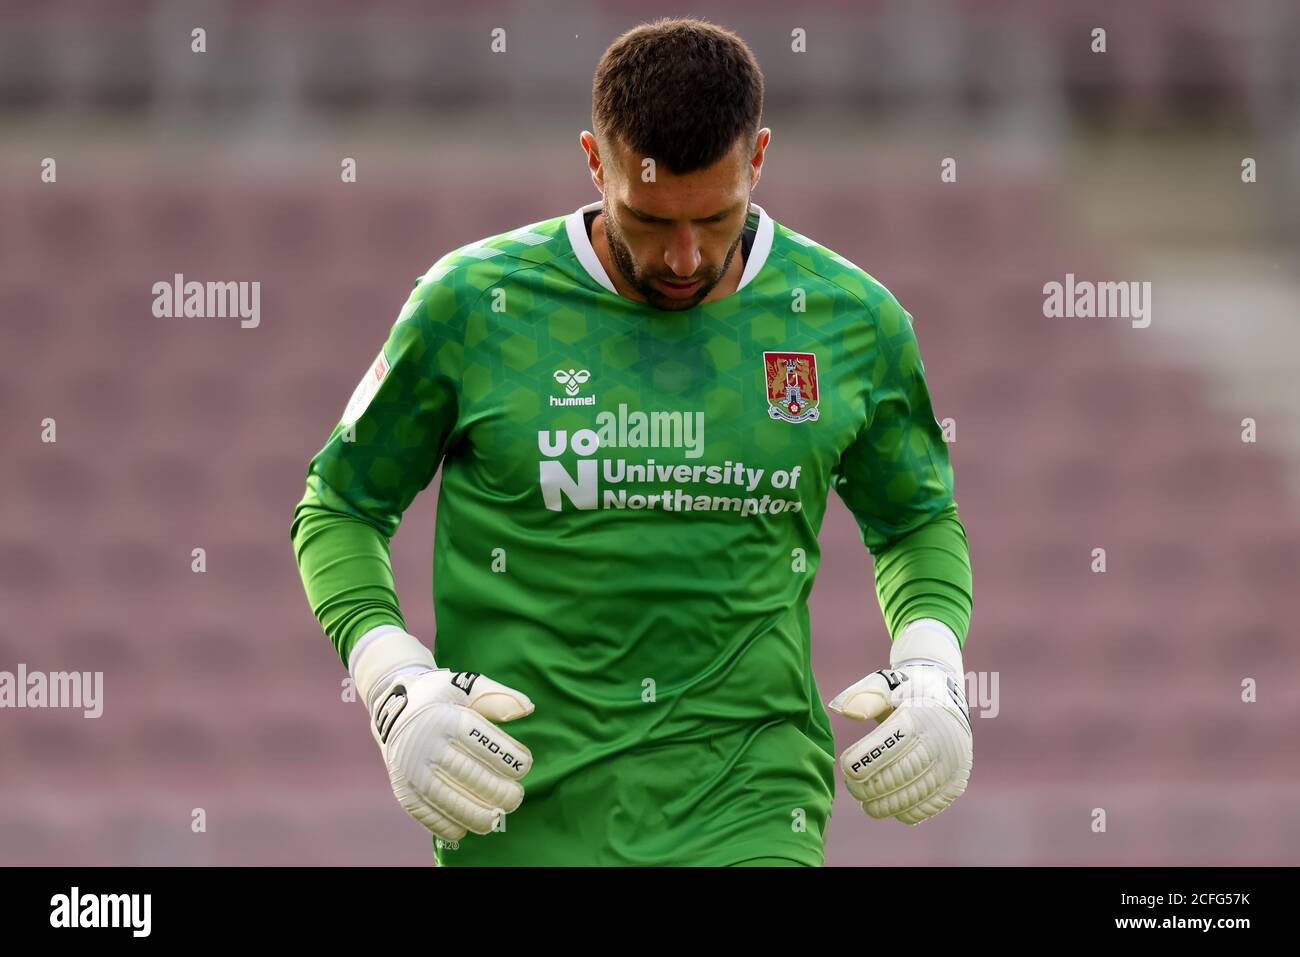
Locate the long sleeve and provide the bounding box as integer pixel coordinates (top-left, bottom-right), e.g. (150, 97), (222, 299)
(289, 276), (466, 664)
(828, 292), (973, 647)
(289, 506), (408, 663)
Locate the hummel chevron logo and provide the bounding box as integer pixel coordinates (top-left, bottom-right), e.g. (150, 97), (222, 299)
(550, 369), (596, 407)
(553, 368), (591, 396)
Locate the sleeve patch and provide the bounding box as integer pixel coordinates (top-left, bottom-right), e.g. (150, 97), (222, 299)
(340, 348), (390, 426)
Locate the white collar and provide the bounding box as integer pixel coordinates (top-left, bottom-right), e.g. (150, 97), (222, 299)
(564, 199), (774, 297)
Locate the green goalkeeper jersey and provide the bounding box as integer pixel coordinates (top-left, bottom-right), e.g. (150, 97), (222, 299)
(290, 200), (972, 866)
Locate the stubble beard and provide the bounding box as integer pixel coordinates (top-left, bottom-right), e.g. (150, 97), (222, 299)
(601, 197), (746, 312)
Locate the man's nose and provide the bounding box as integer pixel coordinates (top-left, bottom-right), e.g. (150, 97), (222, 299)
(664, 227), (702, 278)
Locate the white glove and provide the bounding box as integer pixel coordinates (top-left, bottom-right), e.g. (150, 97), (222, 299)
(828, 619), (972, 825)
(349, 625), (535, 841)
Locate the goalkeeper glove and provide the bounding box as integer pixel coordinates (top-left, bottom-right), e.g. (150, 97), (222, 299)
(827, 619), (973, 825)
(349, 625), (535, 842)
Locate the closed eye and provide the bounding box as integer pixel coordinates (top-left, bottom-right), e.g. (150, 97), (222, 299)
(628, 207), (734, 225)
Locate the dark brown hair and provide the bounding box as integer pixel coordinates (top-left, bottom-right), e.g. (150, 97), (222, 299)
(592, 17), (764, 176)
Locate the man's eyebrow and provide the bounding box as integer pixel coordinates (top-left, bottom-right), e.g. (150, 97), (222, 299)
(621, 201), (741, 223)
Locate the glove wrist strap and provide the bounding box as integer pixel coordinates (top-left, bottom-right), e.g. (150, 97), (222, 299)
(349, 625), (437, 714)
(890, 618), (963, 676)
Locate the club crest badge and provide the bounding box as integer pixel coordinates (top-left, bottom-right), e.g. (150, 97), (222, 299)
(763, 351), (820, 423)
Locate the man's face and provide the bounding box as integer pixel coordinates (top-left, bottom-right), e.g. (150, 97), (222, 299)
(595, 134), (761, 311)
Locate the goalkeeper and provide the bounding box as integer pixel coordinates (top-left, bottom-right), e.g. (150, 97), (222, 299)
(290, 17), (973, 867)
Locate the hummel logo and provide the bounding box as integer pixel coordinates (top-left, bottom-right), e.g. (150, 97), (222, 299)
(553, 368), (591, 396)
(550, 368), (596, 407)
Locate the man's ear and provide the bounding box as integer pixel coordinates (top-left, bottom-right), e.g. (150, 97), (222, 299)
(749, 127), (771, 190)
(581, 130), (606, 192)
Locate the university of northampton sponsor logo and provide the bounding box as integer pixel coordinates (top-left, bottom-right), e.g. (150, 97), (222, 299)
(763, 351), (820, 423)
